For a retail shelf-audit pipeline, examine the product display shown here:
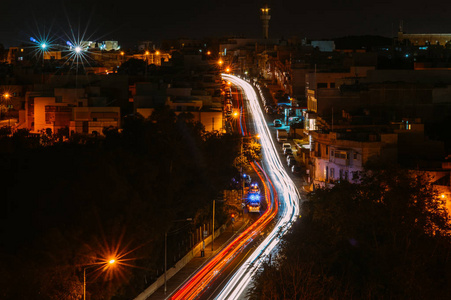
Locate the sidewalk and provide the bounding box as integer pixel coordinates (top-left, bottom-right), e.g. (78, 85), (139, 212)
(147, 217), (249, 300)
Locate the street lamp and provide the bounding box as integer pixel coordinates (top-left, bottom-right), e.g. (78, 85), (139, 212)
(1, 93), (12, 126)
(211, 200), (215, 252)
(83, 259), (116, 300)
(165, 218), (193, 295)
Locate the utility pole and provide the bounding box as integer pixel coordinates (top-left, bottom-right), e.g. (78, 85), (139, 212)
(241, 135), (244, 212)
(211, 199), (215, 251)
(164, 231), (167, 295)
(83, 268), (86, 300)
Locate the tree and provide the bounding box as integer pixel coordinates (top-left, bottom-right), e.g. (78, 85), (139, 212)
(249, 167), (451, 299)
(0, 111), (240, 299)
(0, 125), (11, 137)
(117, 58), (146, 75)
(243, 138), (262, 162)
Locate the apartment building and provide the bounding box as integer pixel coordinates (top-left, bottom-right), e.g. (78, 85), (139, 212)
(309, 130), (398, 188)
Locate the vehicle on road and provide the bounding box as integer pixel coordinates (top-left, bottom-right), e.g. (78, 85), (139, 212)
(287, 154), (295, 165)
(276, 129), (288, 143)
(265, 106), (276, 115)
(284, 148), (293, 155)
(288, 116), (302, 125)
(291, 163), (302, 174)
(282, 142), (291, 152)
(247, 183), (261, 213)
(250, 182), (260, 194)
(273, 119), (282, 127)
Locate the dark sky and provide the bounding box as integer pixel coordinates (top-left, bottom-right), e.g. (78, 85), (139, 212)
(1, 0), (451, 48)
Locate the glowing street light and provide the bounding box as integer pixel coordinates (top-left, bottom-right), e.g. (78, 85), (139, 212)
(218, 59), (224, 66)
(207, 51), (211, 55)
(30, 36), (53, 60)
(155, 51), (160, 55)
(83, 258), (117, 300)
(74, 46), (82, 54)
(1, 93), (11, 124)
(225, 67), (231, 73)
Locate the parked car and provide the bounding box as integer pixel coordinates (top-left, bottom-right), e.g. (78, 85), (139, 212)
(291, 163), (302, 174)
(282, 142), (291, 152)
(277, 129), (288, 143)
(273, 119), (282, 127)
(288, 116), (302, 125)
(265, 106), (275, 115)
(284, 148), (293, 156)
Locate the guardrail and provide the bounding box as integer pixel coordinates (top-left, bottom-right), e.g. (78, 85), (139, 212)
(134, 223), (228, 300)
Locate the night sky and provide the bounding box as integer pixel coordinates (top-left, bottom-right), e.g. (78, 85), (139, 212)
(1, 0), (451, 48)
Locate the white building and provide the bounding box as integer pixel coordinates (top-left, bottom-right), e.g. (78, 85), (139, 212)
(310, 130), (398, 187)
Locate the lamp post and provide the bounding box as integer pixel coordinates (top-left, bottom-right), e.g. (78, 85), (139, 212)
(165, 218), (193, 295)
(241, 135), (244, 210)
(1, 93), (11, 126)
(83, 259), (116, 300)
(144, 51), (149, 79)
(164, 231), (167, 294)
(211, 199), (215, 252)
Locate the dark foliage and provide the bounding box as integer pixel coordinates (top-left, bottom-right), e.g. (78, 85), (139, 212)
(0, 108), (240, 299)
(117, 58), (146, 75)
(249, 168), (451, 300)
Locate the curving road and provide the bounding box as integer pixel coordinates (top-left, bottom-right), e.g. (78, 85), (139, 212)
(216, 75), (300, 299)
(168, 74), (300, 300)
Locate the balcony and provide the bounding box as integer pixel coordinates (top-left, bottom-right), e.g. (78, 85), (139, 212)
(334, 157), (349, 166)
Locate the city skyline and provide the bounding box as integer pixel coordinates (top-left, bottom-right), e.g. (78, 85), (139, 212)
(1, 0), (451, 48)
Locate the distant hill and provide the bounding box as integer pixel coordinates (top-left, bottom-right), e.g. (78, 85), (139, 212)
(333, 35), (393, 50)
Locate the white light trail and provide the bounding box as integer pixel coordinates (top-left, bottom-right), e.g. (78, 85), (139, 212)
(217, 74), (300, 299)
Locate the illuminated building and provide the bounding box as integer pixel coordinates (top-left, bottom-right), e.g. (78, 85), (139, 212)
(70, 107), (121, 135)
(309, 130), (398, 188)
(397, 24), (451, 46)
